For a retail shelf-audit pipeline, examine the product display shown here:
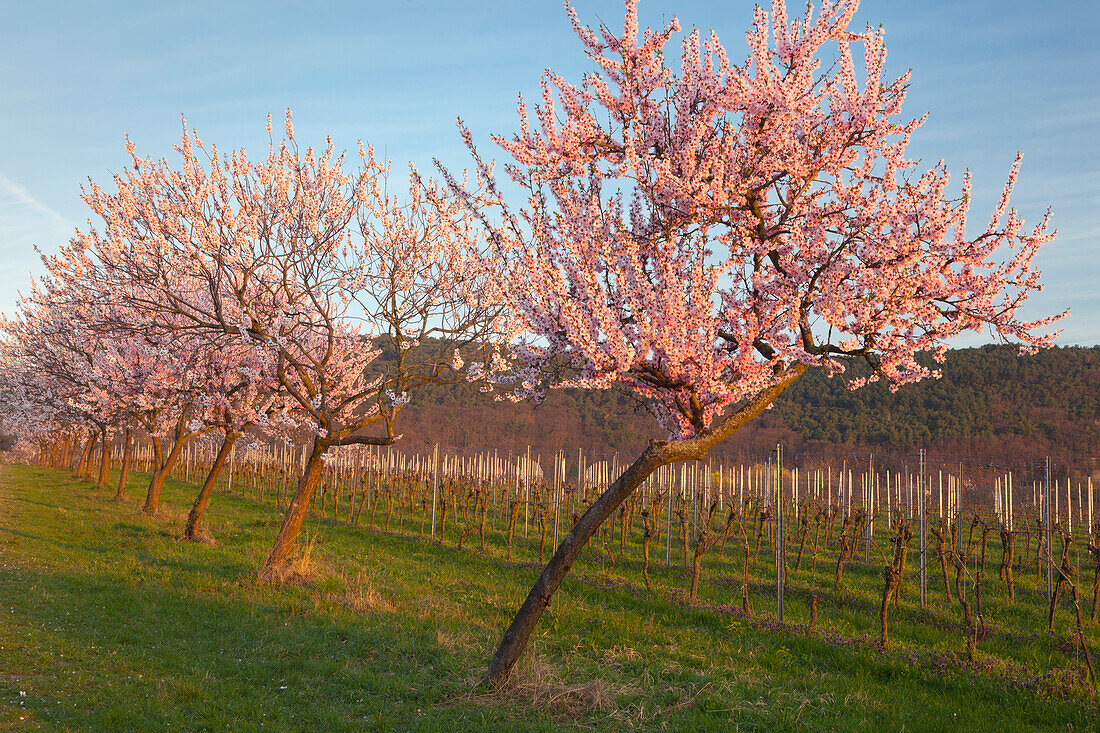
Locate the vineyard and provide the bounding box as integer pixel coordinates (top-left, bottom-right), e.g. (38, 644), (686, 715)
(115, 439), (1100, 652)
(2, 447), (1098, 729)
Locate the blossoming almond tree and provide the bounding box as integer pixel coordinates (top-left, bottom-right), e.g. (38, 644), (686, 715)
(4, 272), (285, 518)
(63, 296), (217, 515)
(443, 0), (1065, 684)
(0, 287), (145, 490)
(53, 113), (499, 579)
(0, 331), (133, 493)
(0, 309), (88, 472)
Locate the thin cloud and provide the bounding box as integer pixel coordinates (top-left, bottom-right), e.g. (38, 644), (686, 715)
(0, 172), (76, 311)
(0, 172), (74, 234)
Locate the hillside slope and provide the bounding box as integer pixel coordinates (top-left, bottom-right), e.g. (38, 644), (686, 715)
(397, 345), (1099, 464)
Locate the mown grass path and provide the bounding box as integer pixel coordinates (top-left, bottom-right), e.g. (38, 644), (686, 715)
(0, 464), (1096, 731)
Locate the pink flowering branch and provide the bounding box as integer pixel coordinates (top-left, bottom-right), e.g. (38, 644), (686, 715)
(444, 0), (1063, 442)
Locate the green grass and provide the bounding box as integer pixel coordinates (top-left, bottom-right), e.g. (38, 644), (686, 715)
(0, 464), (1097, 731)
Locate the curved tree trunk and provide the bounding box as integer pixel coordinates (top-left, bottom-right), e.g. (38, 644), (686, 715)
(259, 437), (329, 580)
(114, 429), (133, 502)
(142, 432), (189, 515)
(184, 431), (240, 540)
(483, 367), (804, 686)
(484, 442), (669, 684)
(96, 427), (111, 490)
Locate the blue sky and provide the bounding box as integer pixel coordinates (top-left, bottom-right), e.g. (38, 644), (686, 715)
(1, 0), (1097, 344)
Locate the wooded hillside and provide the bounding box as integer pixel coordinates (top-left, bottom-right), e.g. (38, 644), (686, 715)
(397, 345), (1099, 465)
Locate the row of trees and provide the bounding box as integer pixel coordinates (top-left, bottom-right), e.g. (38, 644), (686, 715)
(0, 0), (1063, 685)
(2, 116), (502, 572)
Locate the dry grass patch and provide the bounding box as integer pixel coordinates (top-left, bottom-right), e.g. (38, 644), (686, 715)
(254, 533), (335, 587)
(465, 653), (620, 723)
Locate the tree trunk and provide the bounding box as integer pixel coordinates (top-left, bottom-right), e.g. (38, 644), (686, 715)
(718, 508), (736, 557)
(1001, 529), (1016, 604)
(834, 516), (853, 591)
(507, 500), (521, 559)
(483, 367), (804, 686)
(114, 430), (133, 502)
(184, 431), (239, 540)
(52, 436), (67, 468)
(69, 433), (82, 471)
(880, 564), (901, 647)
(932, 524), (952, 603)
(259, 437), (329, 580)
(142, 431), (189, 515)
(688, 502), (717, 600)
(76, 433), (96, 477)
(68, 433), (83, 470)
(141, 438), (165, 513)
(1071, 575), (1098, 689)
(1049, 538), (1072, 634)
(688, 530), (710, 601)
(484, 442), (669, 685)
(353, 476), (369, 527)
(795, 517), (809, 570)
(955, 553), (976, 662)
(96, 427), (111, 490)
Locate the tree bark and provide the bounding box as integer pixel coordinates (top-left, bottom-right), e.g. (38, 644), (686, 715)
(688, 501), (718, 600)
(68, 433), (84, 471)
(258, 437), (329, 580)
(955, 552), (976, 662)
(69, 433), (81, 471)
(142, 430), (189, 515)
(880, 565), (901, 648)
(114, 429), (133, 502)
(96, 427), (111, 490)
(834, 516), (853, 591)
(484, 442), (668, 685)
(483, 366), (804, 686)
(934, 524), (952, 603)
(76, 433), (96, 477)
(795, 516), (809, 570)
(1000, 529), (1016, 604)
(184, 431), (239, 540)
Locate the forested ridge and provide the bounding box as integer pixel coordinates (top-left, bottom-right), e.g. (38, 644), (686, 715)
(397, 345), (1100, 464)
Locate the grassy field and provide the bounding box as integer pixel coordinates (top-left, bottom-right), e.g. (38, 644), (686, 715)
(0, 463), (1096, 731)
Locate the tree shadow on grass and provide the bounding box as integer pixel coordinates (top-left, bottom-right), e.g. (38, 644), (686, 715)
(0, 564), (563, 732)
